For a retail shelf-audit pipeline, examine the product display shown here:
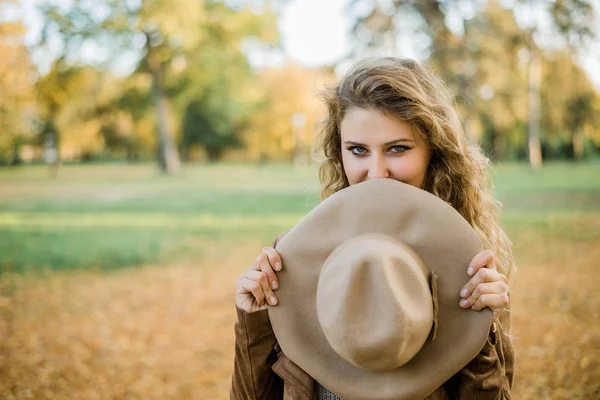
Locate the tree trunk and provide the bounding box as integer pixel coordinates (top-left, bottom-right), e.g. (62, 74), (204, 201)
(458, 19), (475, 145)
(207, 147), (222, 163)
(493, 129), (505, 162)
(11, 140), (22, 166)
(145, 32), (181, 174)
(527, 32), (542, 169)
(44, 119), (60, 179)
(573, 129), (584, 160)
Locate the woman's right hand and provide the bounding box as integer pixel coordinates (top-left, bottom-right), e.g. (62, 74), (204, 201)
(236, 246), (282, 313)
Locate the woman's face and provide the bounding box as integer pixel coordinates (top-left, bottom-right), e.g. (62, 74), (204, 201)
(340, 107), (431, 188)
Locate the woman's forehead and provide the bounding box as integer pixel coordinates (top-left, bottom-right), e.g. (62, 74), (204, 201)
(340, 108), (415, 142)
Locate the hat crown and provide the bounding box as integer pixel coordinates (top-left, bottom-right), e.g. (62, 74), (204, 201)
(316, 235), (434, 371)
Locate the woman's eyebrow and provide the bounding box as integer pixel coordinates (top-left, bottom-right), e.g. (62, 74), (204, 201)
(343, 139), (414, 146)
(343, 141), (366, 146)
(383, 138), (414, 145)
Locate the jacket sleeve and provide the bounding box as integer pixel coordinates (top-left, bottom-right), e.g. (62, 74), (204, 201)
(230, 306), (283, 400)
(444, 309), (515, 400)
(231, 234), (288, 400)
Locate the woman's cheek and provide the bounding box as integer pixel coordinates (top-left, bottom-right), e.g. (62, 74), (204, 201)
(342, 155), (360, 185)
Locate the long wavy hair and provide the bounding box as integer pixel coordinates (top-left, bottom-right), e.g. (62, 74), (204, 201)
(317, 57), (515, 282)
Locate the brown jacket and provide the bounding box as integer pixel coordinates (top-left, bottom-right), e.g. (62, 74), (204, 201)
(230, 306), (515, 400)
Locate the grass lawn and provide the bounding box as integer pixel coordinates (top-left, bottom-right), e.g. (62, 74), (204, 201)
(0, 162), (599, 399)
(0, 163), (320, 273)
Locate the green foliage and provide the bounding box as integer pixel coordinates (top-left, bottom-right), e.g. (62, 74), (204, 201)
(0, 15), (35, 165)
(5, 0), (598, 164)
(540, 50), (600, 159)
(348, 0), (600, 162)
(30, 0), (280, 165)
(180, 98), (241, 162)
(166, 1), (279, 161)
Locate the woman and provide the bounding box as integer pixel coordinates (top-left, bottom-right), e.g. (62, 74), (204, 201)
(232, 57), (515, 399)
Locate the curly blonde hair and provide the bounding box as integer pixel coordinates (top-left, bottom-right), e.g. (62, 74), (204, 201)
(317, 57), (515, 282)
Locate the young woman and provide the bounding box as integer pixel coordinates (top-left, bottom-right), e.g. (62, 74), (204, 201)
(232, 57), (515, 399)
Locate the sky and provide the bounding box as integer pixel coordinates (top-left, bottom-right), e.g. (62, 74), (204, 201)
(279, 0), (352, 67)
(9, 0), (600, 87)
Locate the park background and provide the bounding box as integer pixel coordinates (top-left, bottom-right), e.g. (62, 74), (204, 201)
(1, 0), (599, 398)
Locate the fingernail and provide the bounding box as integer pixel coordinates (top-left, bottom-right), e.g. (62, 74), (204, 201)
(471, 305), (476, 310)
(460, 299), (469, 308)
(460, 288), (468, 297)
(467, 268), (474, 276)
(256, 255), (262, 262)
(272, 280), (278, 290)
(275, 261), (282, 271)
(270, 296), (278, 305)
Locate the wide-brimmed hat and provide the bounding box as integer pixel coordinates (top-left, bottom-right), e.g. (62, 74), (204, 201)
(268, 178), (492, 400)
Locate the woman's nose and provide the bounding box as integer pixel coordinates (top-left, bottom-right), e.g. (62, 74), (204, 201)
(367, 155), (390, 179)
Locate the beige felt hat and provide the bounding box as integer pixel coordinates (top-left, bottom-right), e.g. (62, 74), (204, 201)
(268, 178), (492, 400)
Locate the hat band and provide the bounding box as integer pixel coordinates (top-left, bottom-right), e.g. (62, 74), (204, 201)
(428, 271), (439, 341)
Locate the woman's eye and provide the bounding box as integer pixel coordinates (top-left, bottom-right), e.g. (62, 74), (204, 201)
(389, 145), (410, 154)
(349, 146), (368, 155)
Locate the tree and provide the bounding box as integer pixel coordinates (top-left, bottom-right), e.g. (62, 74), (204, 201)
(181, 98), (242, 162)
(348, 1), (491, 95)
(35, 0), (279, 172)
(540, 50), (600, 159)
(34, 60), (100, 170)
(515, 0), (596, 166)
(466, 1), (529, 161)
(347, 0), (498, 145)
(346, 0), (598, 164)
(0, 5), (34, 165)
(171, 1), (280, 162)
(242, 63), (334, 163)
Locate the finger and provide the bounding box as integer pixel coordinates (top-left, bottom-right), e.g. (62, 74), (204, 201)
(246, 268), (279, 306)
(257, 253), (280, 292)
(236, 275), (249, 293)
(245, 270), (279, 306)
(238, 278), (266, 306)
(251, 253), (262, 271)
(461, 266), (507, 298)
(244, 269), (271, 295)
(460, 281), (508, 309)
(471, 293), (510, 312)
(262, 246), (283, 272)
(460, 267), (498, 298)
(467, 249), (495, 276)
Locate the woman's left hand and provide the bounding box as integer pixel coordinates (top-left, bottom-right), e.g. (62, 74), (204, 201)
(459, 249), (509, 315)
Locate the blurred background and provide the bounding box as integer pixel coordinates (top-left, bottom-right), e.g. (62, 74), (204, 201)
(1, 0), (599, 399)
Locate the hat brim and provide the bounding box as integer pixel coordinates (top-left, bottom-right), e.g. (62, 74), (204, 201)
(268, 179), (492, 400)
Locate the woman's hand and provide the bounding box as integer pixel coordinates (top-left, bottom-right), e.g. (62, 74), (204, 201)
(236, 246), (283, 313)
(459, 250), (509, 315)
